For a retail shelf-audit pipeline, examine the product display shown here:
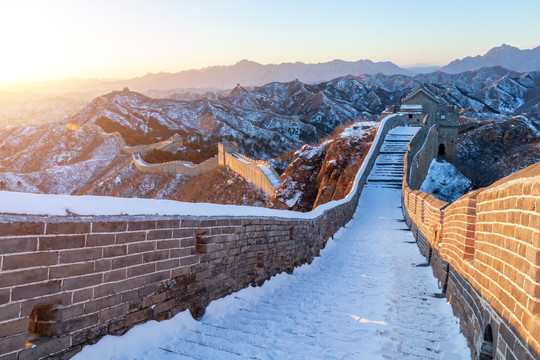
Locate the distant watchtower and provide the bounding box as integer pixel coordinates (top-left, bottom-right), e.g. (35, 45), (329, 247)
(401, 84), (460, 160)
(400, 85), (440, 124)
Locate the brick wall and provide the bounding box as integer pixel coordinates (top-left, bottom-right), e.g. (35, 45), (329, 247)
(0, 213), (346, 359)
(406, 121), (439, 189)
(0, 113), (408, 359)
(132, 154), (219, 177)
(221, 152), (278, 196)
(403, 125), (540, 359)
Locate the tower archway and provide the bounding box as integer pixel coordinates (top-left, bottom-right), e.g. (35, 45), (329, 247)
(438, 143), (446, 156)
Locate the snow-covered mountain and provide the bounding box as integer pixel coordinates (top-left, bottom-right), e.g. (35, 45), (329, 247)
(0, 66), (539, 204)
(441, 44), (540, 74)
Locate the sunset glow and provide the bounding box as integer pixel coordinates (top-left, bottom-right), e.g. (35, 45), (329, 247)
(0, 0), (539, 86)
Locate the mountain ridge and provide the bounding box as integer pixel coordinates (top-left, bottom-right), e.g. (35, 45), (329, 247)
(441, 44), (540, 74)
(2, 44), (539, 98)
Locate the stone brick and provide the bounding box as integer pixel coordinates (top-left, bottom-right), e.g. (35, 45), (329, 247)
(0, 268), (48, 288)
(0, 237), (37, 254)
(71, 323), (108, 346)
(180, 219), (199, 227)
(156, 259), (180, 271)
(46, 222), (90, 235)
(3, 252), (58, 270)
(125, 308), (152, 327)
(156, 239), (180, 249)
(12, 280), (61, 301)
(104, 269), (127, 282)
(128, 221), (156, 231)
(530, 215), (540, 232)
(0, 222), (45, 236)
(127, 263), (155, 278)
(200, 220), (217, 227)
(180, 238), (196, 247)
(216, 219), (230, 226)
(147, 229), (173, 241)
(50, 262), (93, 279)
(146, 270), (170, 283)
(111, 254), (143, 270)
(0, 288), (9, 305)
(73, 288), (93, 303)
(153, 299), (175, 316)
(98, 303), (128, 322)
(39, 235), (85, 250)
(115, 276), (146, 293)
(94, 259), (111, 272)
(84, 294), (121, 314)
(173, 228), (194, 238)
(103, 245), (127, 258)
(141, 292), (167, 308)
(143, 250), (169, 263)
(93, 283), (115, 299)
(92, 221), (127, 233)
(0, 334), (28, 355)
(121, 289), (139, 302)
(180, 255), (199, 266)
(156, 219), (179, 229)
(86, 233), (115, 247)
(128, 241), (155, 254)
(60, 313), (98, 333)
(59, 248), (101, 263)
(0, 318), (27, 338)
(170, 248), (192, 258)
(116, 231), (146, 244)
(62, 274), (102, 291)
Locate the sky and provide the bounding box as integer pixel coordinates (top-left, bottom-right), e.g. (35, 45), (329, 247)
(0, 0), (539, 85)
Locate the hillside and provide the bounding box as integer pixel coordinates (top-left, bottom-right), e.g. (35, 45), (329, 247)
(267, 121), (378, 211)
(0, 67), (539, 206)
(455, 115), (540, 187)
(441, 44), (540, 74)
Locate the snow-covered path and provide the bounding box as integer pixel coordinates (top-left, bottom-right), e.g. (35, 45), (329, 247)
(74, 127), (470, 359)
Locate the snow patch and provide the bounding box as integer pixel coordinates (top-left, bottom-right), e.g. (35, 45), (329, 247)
(420, 160), (471, 203)
(339, 121), (378, 139)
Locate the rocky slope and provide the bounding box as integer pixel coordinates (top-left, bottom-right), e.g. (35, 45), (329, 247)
(455, 115), (540, 188)
(267, 121), (377, 212)
(0, 67), (539, 206)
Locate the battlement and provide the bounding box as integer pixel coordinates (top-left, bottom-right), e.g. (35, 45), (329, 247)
(402, 123), (540, 359)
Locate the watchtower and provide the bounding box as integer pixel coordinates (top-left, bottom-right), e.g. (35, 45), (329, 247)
(401, 85), (460, 160)
(425, 107), (460, 160)
(400, 85), (440, 125)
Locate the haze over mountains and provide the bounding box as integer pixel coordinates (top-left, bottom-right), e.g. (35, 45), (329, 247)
(0, 64), (539, 203)
(440, 44), (540, 74)
(1, 44), (539, 97)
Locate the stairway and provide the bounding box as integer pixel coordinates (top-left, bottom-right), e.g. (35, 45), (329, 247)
(366, 126), (420, 189)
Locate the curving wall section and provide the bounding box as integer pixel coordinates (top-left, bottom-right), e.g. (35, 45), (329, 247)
(402, 125), (540, 360)
(132, 154), (220, 177)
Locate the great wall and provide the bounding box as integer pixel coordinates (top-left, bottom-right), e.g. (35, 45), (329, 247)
(0, 85), (538, 359)
(91, 124), (281, 196)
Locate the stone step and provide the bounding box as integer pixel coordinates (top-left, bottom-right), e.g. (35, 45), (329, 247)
(156, 337), (247, 360)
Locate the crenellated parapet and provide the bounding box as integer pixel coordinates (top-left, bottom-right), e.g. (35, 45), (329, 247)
(403, 121), (540, 359)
